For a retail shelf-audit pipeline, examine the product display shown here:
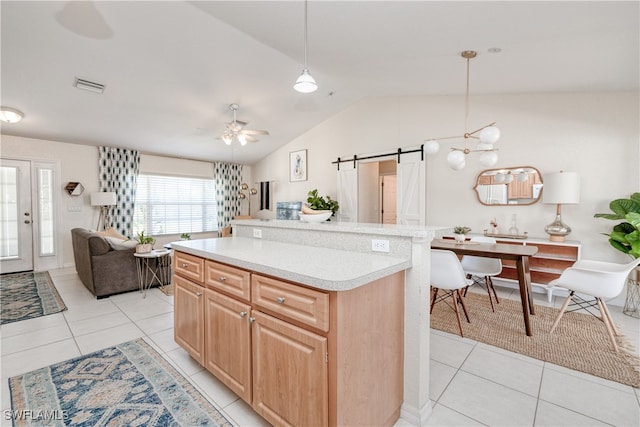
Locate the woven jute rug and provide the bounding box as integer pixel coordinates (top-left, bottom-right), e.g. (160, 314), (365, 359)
(1, 271), (67, 325)
(9, 339), (233, 426)
(430, 292), (640, 388)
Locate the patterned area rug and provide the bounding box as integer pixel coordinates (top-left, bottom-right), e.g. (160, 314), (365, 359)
(431, 292), (640, 388)
(9, 339), (233, 426)
(1, 271), (67, 325)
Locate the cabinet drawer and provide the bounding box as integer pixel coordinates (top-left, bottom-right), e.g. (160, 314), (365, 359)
(174, 251), (204, 283)
(205, 260), (251, 302)
(252, 274), (329, 332)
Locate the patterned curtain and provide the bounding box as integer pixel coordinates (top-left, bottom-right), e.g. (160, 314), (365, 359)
(214, 162), (243, 232)
(99, 146), (140, 237)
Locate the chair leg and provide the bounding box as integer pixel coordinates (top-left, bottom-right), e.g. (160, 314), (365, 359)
(599, 299), (620, 336)
(430, 287), (438, 314)
(457, 289), (471, 323)
(451, 291), (464, 337)
(597, 298), (619, 352)
(484, 276), (496, 312)
(550, 292), (573, 333)
(488, 276), (500, 304)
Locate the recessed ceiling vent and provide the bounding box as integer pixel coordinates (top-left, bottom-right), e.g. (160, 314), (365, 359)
(73, 77), (105, 94)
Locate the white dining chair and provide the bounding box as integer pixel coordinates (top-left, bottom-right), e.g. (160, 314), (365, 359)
(549, 257), (640, 352)
(460, 236), (503, 312)
(430, 249), (474, 337)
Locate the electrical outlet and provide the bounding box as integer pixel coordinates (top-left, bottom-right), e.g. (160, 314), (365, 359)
(253, 228), (262, 239)
(371, 239), (390, 253)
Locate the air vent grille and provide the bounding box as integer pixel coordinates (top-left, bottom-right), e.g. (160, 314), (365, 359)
(74, 78), (105, 94)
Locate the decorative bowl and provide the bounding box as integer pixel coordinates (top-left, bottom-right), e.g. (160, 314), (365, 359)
(299, 212), (332, 222)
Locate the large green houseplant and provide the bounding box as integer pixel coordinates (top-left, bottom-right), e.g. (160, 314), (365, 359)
(594, 192), (640, 259)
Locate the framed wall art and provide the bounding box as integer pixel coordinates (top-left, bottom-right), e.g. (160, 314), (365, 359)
(289, 149), (307, 182)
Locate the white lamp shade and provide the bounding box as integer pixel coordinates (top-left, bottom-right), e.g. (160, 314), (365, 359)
(294, 69), (318, 93)
(91, 192), (117, 206)
(478, 150), (499, 167)
(424, 140), (440, 155)
(446, 150), (466, 169)
(542, 172), (580, 204)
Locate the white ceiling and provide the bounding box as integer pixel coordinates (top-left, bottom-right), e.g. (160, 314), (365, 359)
(1, 1), (638, 164)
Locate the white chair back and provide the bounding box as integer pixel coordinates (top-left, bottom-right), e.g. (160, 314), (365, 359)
(431, 249), (469, 290)
(460, 236), (502, 276)
(555, 258), (640, 300)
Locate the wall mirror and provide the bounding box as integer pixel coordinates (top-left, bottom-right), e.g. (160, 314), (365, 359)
(473, 166), (543, 206)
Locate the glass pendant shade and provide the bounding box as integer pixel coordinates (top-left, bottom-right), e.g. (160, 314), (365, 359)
(480, 126), (501, 144)
(238, 134), (247, 146)
(222, 134), (232, 145)
(294, 69), (318, 93)
(447, 150), (466, 170)
(478, 150), (499, 167)
(424, 140), (440, 155)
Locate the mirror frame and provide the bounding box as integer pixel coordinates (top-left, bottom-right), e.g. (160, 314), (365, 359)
(473, 166), (543, 206)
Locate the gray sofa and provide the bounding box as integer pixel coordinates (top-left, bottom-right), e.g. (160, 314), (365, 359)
(71, 228), (139, 298)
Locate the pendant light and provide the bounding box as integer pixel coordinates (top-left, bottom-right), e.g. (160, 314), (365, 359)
(424, 50), (500, 170)
(294, 0), (317, 93)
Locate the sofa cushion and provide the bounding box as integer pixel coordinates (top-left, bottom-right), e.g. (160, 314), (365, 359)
(104, 236), (137, 250)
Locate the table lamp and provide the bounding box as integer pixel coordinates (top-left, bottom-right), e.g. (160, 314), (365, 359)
(91, 192), (117, 230)
(542, 171), (580, 242)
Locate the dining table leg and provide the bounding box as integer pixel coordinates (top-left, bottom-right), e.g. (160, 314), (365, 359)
(516, 255), (535, 336)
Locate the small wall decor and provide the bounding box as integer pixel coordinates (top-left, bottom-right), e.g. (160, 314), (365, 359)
(290, 149), (307, 182)
(65, 182), (84, 196)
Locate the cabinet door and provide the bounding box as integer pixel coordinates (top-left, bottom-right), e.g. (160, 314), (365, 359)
(252, 311), (328, 427)
(203, 289), (252, 403)
(174, 275), (204, 365)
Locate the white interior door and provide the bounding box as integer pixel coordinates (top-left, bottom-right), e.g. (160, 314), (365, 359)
(336, 162), (358, 223)
(358, 162), (379, 223)
(1, 159), (34, 273)
(396, 151), (425, 225)
(381, 175), (397, 224)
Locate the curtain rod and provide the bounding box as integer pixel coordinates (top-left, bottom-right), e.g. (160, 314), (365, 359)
(331, 145), (424, 170)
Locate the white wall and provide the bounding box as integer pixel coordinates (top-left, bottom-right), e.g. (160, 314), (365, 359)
(1, 136), (252, 267)
(250, 91), (640, 264)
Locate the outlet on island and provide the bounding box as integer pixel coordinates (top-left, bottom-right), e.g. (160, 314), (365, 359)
(253, 228), (262, 238)
(371, 239), (390, 253)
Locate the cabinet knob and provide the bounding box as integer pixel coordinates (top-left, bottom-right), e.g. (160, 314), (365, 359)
(182, 263), (188, 268)
(219, 276), (227, 282)
(248, 317), (256, 323)
(196, 292), (202, 297)
(276, 297), (285, 304)
(239, 311), (247, 317)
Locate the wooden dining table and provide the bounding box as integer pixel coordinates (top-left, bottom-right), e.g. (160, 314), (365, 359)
(430, 239), (539, 336)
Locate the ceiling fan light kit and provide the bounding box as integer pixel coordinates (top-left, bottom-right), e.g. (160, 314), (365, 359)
(219, 104), (269, 146)
(424, 50), (501, 170)
(294, 0), (317, 93)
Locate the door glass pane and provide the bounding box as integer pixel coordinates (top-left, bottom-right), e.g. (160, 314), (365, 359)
(38, 168), (54, 256)
(0, 166), (19, 258)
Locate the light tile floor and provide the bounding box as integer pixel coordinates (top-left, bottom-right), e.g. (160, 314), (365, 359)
(1, 268), (639, 426)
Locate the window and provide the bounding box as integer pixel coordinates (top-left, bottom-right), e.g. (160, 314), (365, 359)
(133, 174), (217, 236)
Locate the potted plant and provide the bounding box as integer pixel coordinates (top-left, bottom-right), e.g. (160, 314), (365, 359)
(305, 189), (339, 219)
(594, 193), (640, 317)
(135, 231), (156, 253)
(594, 193), (640, 259)
(453, 226), (471, 243)
(180, 233), (191, 240)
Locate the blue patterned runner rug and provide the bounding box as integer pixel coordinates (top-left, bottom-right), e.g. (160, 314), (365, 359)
(8, 339), (234, 426)
(1, 271), (67, 325)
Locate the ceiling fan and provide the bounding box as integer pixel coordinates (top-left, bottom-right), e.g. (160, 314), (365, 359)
(219, 104), (269, 146)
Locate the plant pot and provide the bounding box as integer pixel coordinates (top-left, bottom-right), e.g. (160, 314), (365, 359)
(136, 243), (153, 253)
(454, 234), (466, 243)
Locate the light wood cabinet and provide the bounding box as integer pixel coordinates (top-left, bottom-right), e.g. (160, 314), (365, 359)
(173, 275), (205, 365)
(173, 250), (404, 427)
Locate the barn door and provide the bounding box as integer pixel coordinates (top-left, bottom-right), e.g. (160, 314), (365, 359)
(336, 162), (358, 223)
(396, 151), (425, 225)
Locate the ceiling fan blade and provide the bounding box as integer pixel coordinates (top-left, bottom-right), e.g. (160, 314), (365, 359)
(241, 129), (269, 136)
(244, 135), (259, 143)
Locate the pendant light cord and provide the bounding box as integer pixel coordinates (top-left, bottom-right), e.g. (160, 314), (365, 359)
(464, 56), (470, 136)
(303, 0), (309, 68)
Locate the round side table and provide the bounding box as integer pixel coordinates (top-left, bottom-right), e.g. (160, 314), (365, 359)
(134, 249), (172, 297)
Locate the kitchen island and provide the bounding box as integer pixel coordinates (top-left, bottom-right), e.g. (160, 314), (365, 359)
(172, 219), (445, 426)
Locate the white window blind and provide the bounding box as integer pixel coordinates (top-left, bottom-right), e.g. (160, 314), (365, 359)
(133, 174), (217, 236)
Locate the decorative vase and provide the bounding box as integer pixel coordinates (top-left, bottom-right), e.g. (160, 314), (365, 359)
(454, 234), (466, 243)
(136, 243), (153, 253)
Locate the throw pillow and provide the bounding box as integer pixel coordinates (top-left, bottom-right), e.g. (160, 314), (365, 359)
(104, 236), (137, 251)
(97, 228), (127, 240)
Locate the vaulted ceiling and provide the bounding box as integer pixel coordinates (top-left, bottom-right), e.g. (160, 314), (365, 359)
(1, 1), (638, 164)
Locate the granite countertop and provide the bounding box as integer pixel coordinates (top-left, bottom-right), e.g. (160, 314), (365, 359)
(171, 237), (411, 291)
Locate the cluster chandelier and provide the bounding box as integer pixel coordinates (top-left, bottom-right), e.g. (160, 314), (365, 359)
(424, 50), (500, 170)
(293, 0), (317, 93)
